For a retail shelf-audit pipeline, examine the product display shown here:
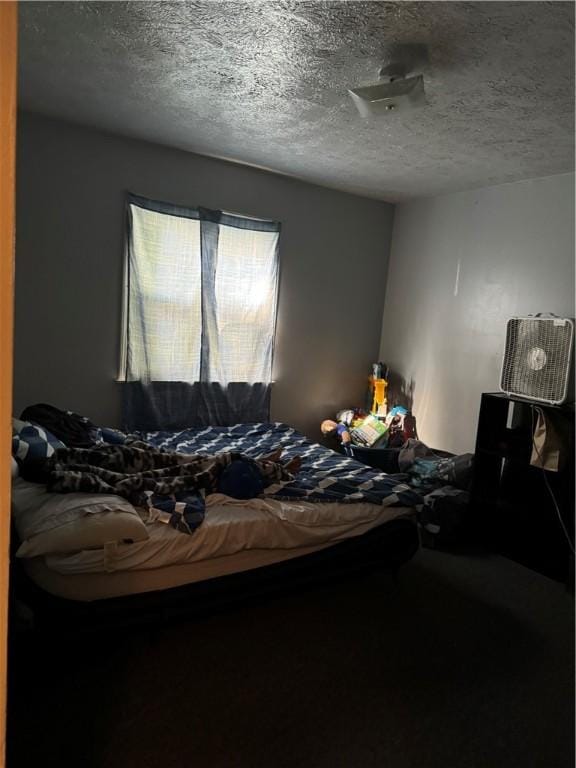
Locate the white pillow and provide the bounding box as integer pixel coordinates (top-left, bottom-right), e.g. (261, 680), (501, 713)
(11, 478), (149, 558)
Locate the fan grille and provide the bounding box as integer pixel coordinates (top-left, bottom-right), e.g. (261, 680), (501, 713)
(500, 318), (574, 404)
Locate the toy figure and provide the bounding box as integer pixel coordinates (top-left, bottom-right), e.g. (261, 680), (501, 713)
(321, 419), (351, 445)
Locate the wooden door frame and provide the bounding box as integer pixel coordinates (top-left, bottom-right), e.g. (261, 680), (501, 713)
(0, 2), (17, 766)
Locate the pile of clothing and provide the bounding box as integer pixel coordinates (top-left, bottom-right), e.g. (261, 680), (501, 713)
(398, 439), (475, 548)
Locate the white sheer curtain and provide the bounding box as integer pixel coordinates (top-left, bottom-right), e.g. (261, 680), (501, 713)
(127, 205), (202, 383)
(208, 223), (279, 383)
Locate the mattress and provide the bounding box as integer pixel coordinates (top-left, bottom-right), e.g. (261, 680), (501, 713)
(24, 543), (338, 602)
(24, 497), (413, 601)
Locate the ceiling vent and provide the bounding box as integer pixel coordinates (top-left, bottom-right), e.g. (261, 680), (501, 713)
(348, 44), (428, 118)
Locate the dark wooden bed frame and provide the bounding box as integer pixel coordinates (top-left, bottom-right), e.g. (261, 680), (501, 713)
(10, 517), (420, 633)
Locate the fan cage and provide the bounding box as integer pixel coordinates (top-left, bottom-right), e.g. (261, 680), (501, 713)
(500, 317), (574, 405)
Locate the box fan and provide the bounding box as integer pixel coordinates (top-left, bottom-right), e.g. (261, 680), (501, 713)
(500, 315), (574, 405)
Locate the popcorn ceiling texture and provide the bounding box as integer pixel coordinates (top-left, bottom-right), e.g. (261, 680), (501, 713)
(19, 1), (575, 202)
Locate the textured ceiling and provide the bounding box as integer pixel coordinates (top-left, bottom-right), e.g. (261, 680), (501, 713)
(19, 1), (575, 202)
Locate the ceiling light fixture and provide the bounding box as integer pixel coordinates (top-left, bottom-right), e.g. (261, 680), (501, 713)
(348, 43), (429, 118)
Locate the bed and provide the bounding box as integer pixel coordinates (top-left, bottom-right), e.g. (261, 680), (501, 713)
(11, 422), (421, 627)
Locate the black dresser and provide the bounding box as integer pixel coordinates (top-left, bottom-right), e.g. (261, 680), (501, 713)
(471, 392), (574, 582)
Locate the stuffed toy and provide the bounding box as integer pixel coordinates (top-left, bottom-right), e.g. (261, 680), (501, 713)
(321, 419), (355, 457)
(321, 419), (351, 445)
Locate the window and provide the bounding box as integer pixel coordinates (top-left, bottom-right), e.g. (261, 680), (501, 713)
(121, 194), (281, 429)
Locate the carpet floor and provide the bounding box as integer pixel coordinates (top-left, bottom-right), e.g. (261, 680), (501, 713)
(6, 548), (574, 768)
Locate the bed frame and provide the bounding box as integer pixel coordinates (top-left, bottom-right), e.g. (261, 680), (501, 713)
(10, 517), (419, 633)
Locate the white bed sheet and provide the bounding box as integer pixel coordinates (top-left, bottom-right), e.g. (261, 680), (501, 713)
(41, 495), (412, 575)
(25, 503), (414, 602)
(18, 489), (415, 601)
(24, 543), (338, 602)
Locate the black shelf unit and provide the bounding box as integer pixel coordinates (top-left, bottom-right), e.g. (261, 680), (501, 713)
(471, 392), (574, 582)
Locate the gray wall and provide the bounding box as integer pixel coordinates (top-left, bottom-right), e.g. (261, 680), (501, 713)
(379, 173), (575, 455)
(15, 112), (394, 438)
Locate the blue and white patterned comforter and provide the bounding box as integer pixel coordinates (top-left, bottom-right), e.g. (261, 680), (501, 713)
(138, 422), (422, 509)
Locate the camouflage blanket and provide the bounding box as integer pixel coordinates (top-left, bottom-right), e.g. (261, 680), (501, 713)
(46, 443), (291, 535)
